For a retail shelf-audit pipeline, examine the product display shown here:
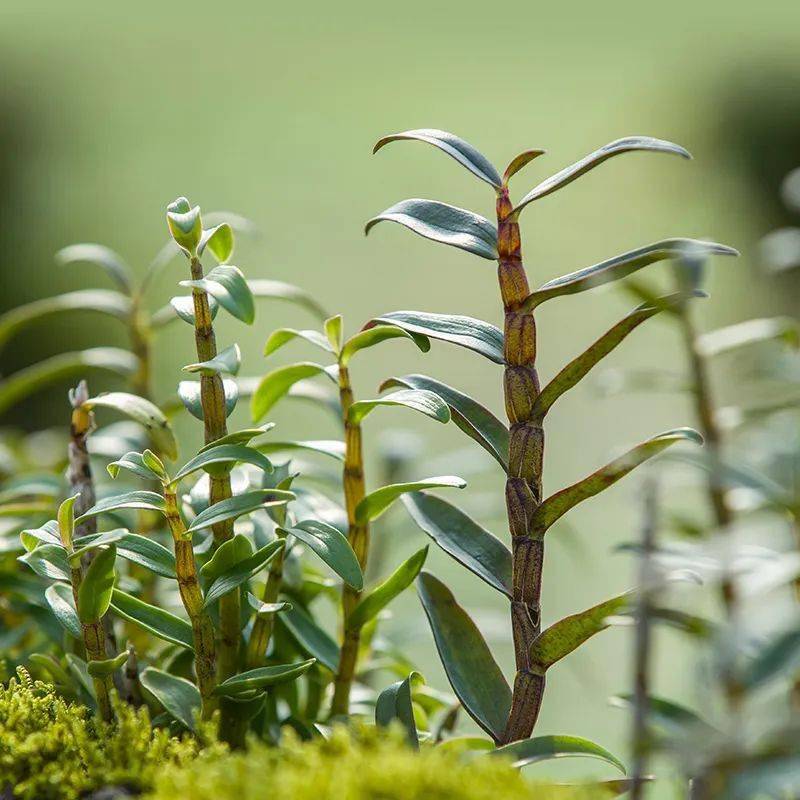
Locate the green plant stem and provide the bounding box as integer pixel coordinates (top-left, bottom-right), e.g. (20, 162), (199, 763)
(495, 188), (546, 744)
(331, 364), (368, 717)
(245, 531), (287, 669)
(164, 488), (218, 719)
(128, 292), (153, 400)
(188, 255), (240, 682)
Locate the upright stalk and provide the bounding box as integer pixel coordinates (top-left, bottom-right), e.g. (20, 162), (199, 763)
(128, 293), (153, 400)
(496, 188), (546, 744)
(188, 254), (240, 680)
(331, 363), (368, 716)
(245, 529), (287, 668)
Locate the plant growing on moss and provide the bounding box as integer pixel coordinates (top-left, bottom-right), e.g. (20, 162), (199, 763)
(365, 129), (737, 746)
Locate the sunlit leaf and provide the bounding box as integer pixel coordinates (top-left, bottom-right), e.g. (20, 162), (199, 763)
(256, 439), (345, 462)
(696, 317), (800, 357)
(251, 362), (329, 422)
(75, 491), (166, 524)
(348, 389), (450, 426)
(183, 343), (242, 376)
(198, 222), (234, 263)
(264, 328), (334, 357)
(56, 243), (133, 293)
(213, 659), (316, 697)
(248, 279), (330, 321)
(18, 544), (70, 581)
(170, 444), (273, 485)
(186, 489), (295, 534)
(503, 149), (546, 185)
(376, 671), (423, 748)
(150, 295), (220, 329)
(107, 451), (163, 482)
(355, 476), (466, 524)
(76, 545), (117, 624)
(75, 531), (175, 579)
(340, 325), (430, 366)
(181, 265), (255, 324)
(45, 582), (81, 638)
(279, 519), (363, 589)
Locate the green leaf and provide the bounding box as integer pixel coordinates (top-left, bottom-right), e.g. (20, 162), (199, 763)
(533, 292), (703, 419)
(76, 545), (117, 624)
(280, 603), (340, 672)
(246, 593), (291, 617)
(402, 492), (511, 597)
(199, 222), (234, 262)
(177, 378), (239, 421)
(82, 392), (178, 461)
(75, 491), (166, 525)
(19, 544), (71, 581)
(183, 343), (242, 376)
(152, 294), (220, 328)
(186, 489), (295, 535)
(367, 311), (504, 364)
(199, 424), (275, 451)
(530, 429), (702, 534)
(264, 328), (334, 357)
(251, 362), (329, 422)
(610, 694), (717, 740)
(140, 666), (200, 731)
(374, 129), (502, 188)
(696, 316), (800, 357)
(740, 622), (800, 691)
(279, 520), (363, 590)
(248, 279), (330, 321)
(513, 136), (692, 214)
(340, 325), (430, 366)
(199, 534), (253, 582)
(491, 735), (626, 773)
(257, 440), (345, 462)
(110, 588), (194, 650)
(375, 671), (422, 748)
(347, 546), (428, 631)
(416, 571), (511, 742)
(213, 659), (316, 697)
(55, 243), (133, 293)
(366, 199), (498, 260)
(503, 149), (546, 185)
(324, 315), (343, 351)
(166, 198), (203, 256)
(522, 240), (738, 310)
(0, 290), (131, 352)
(528, 592), (630, 673)
(0, 348), (138, 416)
(75, 531), (176, 579)
(87, 650), (129, 678)
(57, 494), (78, 548)
(203, 540), (284, 608)
(181, 265), (255, 324)
(20, 519), (61, 551)
(45, 583), (81, 638)
(170, 444), (273, 485)
(348, 389), (450, 426)
(381, 374), (508, 469)
(355, 477), (465, 525)
(69, 529), (127, 565)
(107, 451), (163, 482)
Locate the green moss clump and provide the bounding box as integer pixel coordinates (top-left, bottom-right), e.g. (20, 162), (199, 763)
(0, 668), (223, 800)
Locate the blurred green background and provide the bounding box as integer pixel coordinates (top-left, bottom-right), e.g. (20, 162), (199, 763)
(2, 0), (800, 786)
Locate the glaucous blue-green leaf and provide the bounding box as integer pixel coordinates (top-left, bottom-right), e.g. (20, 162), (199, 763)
(279, 519), (363, 590)
(186, 489), (295, 534)
(202, 539), (284, 607)
(402, 492), (511, 597)
(75, 491), (166, 524)
(513, 136), (692, 214)
(366, 199), (498, 260)
(355, 476), (465, 524)
(166, 197), (202, 255)
(170, 444), (273, 485)
(110, 588), (194, 650)
(199, 424), (275, 452)
(696, 316), (800, 358)
(739, 622), (800, 692)
(151, 294), (220, 329)
(251, 362), (330, 422)
(213, 659), (316, 697)
(530, 429), (702, 534)
(503, 149), (546, 185)
(610, 694), (718, 740)
(19, 544), (71, 581)
(140, 666), (200, 731)
(340, 325), (430, 366)
(177, 378), (239, 421)
(264, 328), (333, 357)
(374, 129), (502, 188)
(279, 603), (340, 672)
(522, 240), (738, 310)
(76, 545), (117, 624)
(55, 243), (133, 293)
(107, 451), (163, 482)
(74, 531), (175, 579)
(382, 374), (508, 469)
(491, 735), (626, 773)
(181, 265), (255, 324)
(348, 389), (450, 426)
(0, 348), (138, 417)
(199, 534), (253, 582)
(183, 343), (242, 376)
(87, 650), (130, 679)
(198, 222), (234, 262)
(417, 571), (511, 742)
(0, 290), (131, 352)
(45, 582), (81, 638)
(29, 653), (73, 688)
(347, 546), (428, 631)
(256, 439), (345, 462)
(69, 529), (127, 565)
(367, 311), (504, 364)
(247, 279), (329, 321)
(375, 671), (422, 748)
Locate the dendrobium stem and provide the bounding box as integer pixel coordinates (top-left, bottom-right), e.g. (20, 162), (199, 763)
(245, 530), (287, 669)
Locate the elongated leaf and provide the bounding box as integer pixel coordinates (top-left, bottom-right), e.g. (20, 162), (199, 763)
(610, 694), (717, 739)
(199, 424), (275, 451)
(177, 378), (239, 421)
(75, 531), (175, 579)
(740, 623), (800, 691)
(367, 311), (504, 364)
(180, 265), (255, 324)
(107, 451), (162, 482)
(20, 519), (62, 551)
(140, 667), (200, 731)
(77, 545), (117, 624)
(374, 129), (502, 188)
(696, 316), (800, 357)
(533, 293), (701, 419)
(280, 603), (340, 671)
(75, 491), (166, 524)
(170, 444), (273, 485)
(202, 540), (284, 607)
(355, 476), (465, 525)
(213, 659), (316, 697)
(417, 571), (511, 742)
(0, 290), (131, 351)
(257, 440), (345, 462)
(375, 671), (422, 748)
(530, 429), (702, 534)
(347, 546), (428, 631)
(18, 544), (70, 581)
(186, 489), (295, 534)
(83, 393), (177, 461)
(56, 243), (133, 293)
(348, 389), (450, 426)
(402, 492), (511, 596)
(528, 593), (630, 672)
(503, 149), (546, 184)
(366, 199), (498, 260)
(382, 374), (508, 468)
(514, 136), (691, 214)
(491, 735), (626, 773)
(280, 520), (363, 590)
(0, 348), (138, 416)
(247, 593), (291, 617)
(522, 240), (737, 310)
(340, 325), (430, 366)
(251, 362), (329, 422)
(110, 589), (194, 650)
(45, 583), (81, 638)
(200, 534), (253, 582)
(69, 529), (127, 563)
(198, 222), (234, 262)
(152, 294), (220, 328)
(248, 279), (329, 321)
(87, 651), (129, 679)
(264, 328), (333, 357)
(183, 343), (242, 376)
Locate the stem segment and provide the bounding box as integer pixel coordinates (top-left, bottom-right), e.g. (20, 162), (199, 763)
(245, 530), (287, 669)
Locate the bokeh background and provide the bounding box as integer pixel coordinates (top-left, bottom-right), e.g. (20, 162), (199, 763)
(2, 0), (800, 788)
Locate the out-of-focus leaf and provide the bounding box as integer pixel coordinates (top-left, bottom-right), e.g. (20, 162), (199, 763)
(491, 735), (626, 773)
(340, 325), (430, 366)
(170, 444), (273, 485)
(355, 476), (466, 524)
(248, 279), (329, 321)
(186, 489), (294, 534)
(202, 539), (284, 607)
(56, 243), (133, 293)
(45, 582), (81, 638)
(696, 317), (800, 357)
(257, 440), (345, 462)
(264, 328), (334, 357)
(177, 378), (239, 421)
(610, 694), (718, 740)
(87, 651), (129, 678)
(279, 520), (363, 589)
(213, 659), (316, 697)
(417, 571), (511, 742)
(183, 343), (242, 376)
(111, 589), (194, 650)
(181, 265), (255, 324)
(740, 623), (800, 692)
(366, 199), (498, 260)
(375, 671), (422, 748)
(348, 390), (450, 426)
(402, 492), (511, 597)
(76, 545), (117, 624)
(280, 603), (340, 672)
(75, 531), (175, 579)
(251, 363), (329, 422)
(75, 491), (166, 524)
(140, 667), (200, 731)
